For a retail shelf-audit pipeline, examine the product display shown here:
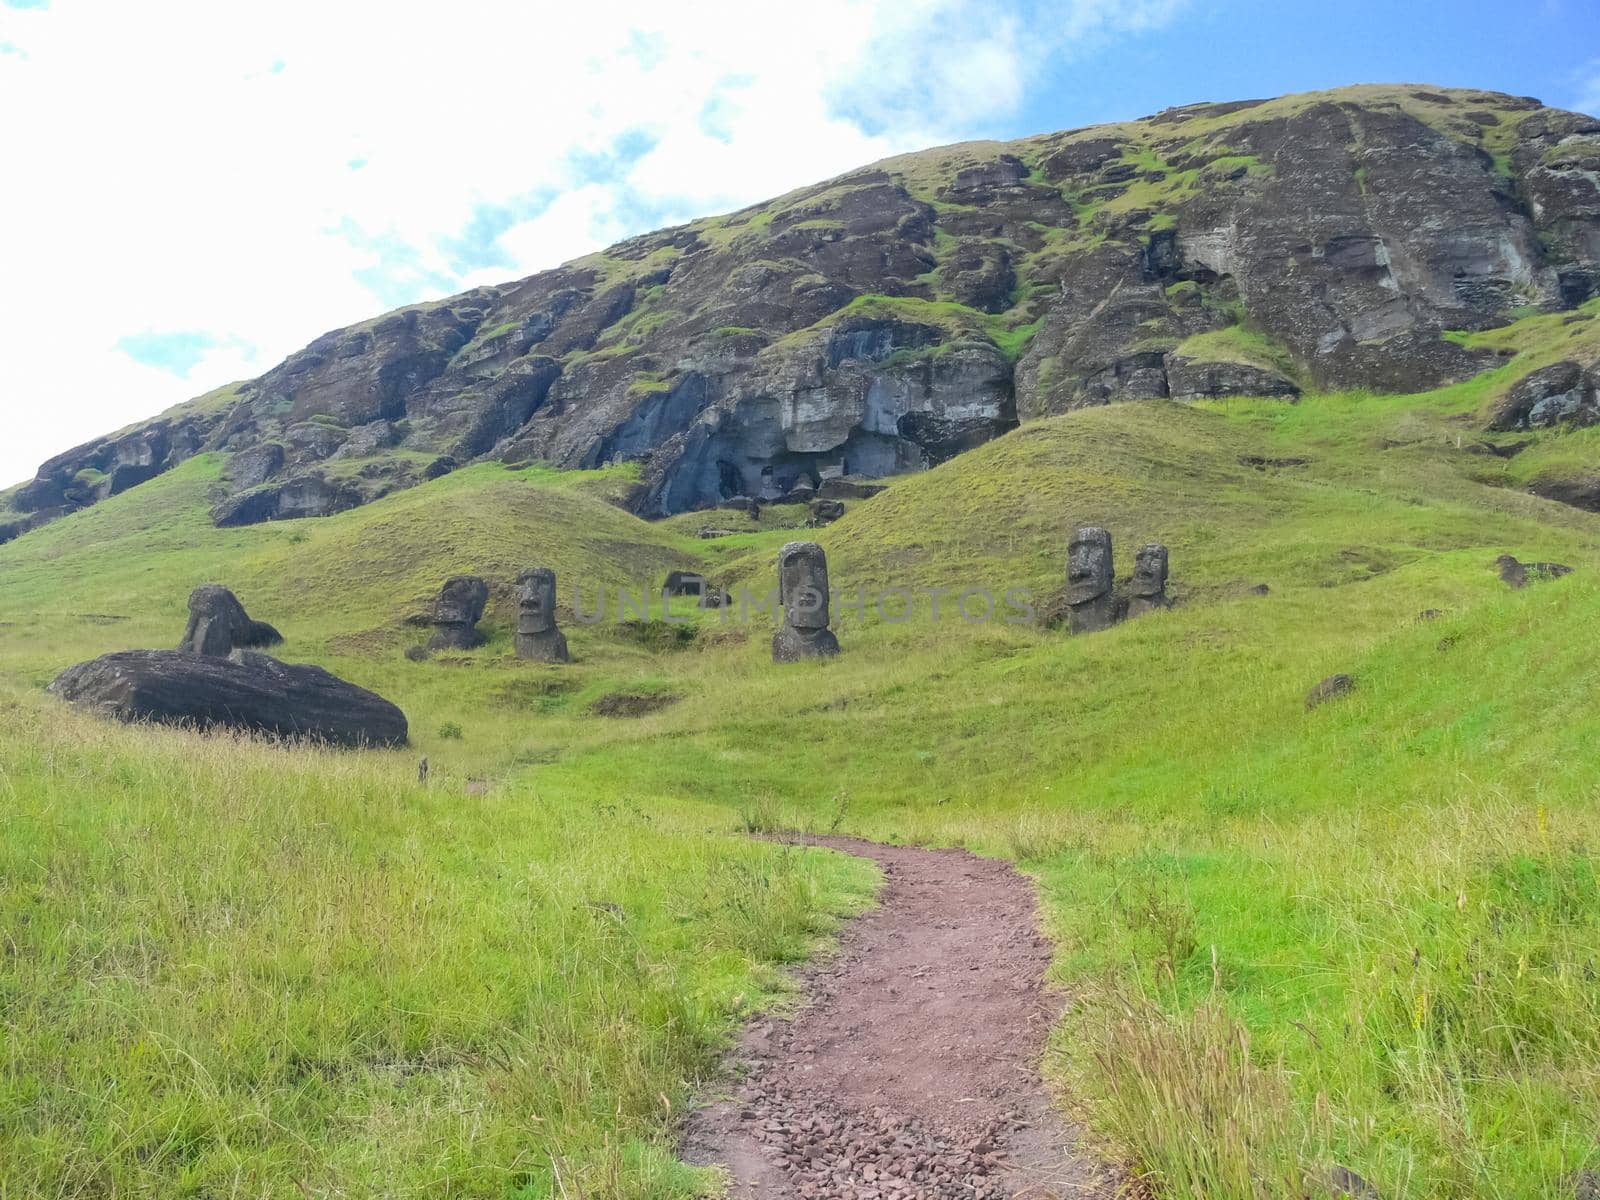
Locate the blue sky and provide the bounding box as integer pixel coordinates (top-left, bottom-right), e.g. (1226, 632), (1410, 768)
(1005, 0), (1599, 139)
(0, 0), (1596, 488)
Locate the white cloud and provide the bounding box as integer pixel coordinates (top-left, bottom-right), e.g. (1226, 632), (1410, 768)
(0, 0), (1188, 488)
(1577, 63), (1600, 116)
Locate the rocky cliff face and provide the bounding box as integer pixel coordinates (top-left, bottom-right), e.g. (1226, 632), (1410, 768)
(7, 84), (1600, 538)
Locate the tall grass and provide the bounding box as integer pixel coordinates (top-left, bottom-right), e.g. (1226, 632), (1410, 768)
(4, 304), (1600, 1196)
(0, 697), (874, 1197)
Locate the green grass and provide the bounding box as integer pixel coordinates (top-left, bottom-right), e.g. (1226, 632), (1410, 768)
(6, 306), (1600, 1197)
(0, 701), (874, 1197)
(1175, 325), (1303, 381)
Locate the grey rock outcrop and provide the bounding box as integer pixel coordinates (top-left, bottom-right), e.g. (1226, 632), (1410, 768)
(426, 575), (489, 651)
(808, 499), (846, 525)
(1165, 357), (1300, 402)
(15, 87), (1600, 535)
(49, 649), (408, 747)
(663, 570), (709, 597)
(1307, 674), (1356, 709)
(213, 473), (365, 527)
(179, 585), (283, 656)
(1066, 527), (1119, 633)
(1497, 554), (1573, 588)
(514, 568), (569, 662)
(1127, 543), (1171, 617)
(772, 541), (840, 662)
(1488, 361), (1598, 430)
(11, 401), (225, 520)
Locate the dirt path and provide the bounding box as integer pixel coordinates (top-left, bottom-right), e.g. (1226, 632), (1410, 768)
(685, 836), (1117, 1200)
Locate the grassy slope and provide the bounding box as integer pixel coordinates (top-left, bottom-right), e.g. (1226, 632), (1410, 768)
(3, 307), (1600, 1197)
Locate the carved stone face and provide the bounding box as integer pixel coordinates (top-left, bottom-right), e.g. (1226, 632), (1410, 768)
(516, 568), (557, 633)
(778, 541), (830, 630)
(1131, 544), (1168, 598)
(1066, 526), (1113, 604)
(434, 575), (489, 627)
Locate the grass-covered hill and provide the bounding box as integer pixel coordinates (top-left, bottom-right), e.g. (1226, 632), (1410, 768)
(5, 83), (1599, 543)
(4, 302), (1600, 1197)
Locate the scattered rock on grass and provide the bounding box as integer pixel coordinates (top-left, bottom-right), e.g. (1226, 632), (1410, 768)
(808, 498), (846, 526)
(1497, 554), (1574, 589)
(1307, 674), (1355, 709)
(1321, 1164), (1382, 1199)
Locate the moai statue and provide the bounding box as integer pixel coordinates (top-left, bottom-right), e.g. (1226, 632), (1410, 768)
(426, 575), (489, 651)
(772, 541), (840, 662)
(179, 584), (283, 656)
(1127, 543), (1170, 618)
(514, 568), (569, 662)
(1066, 526), (1118, 634)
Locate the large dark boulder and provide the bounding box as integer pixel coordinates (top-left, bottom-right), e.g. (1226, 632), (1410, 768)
(1488, 361), (1597, 430)
(49, 650), (408, 748)
(1497, 554), (1573, 588)
(179, 585), (283, 656)
(212, 474), (364, 526)
(1166, 357), (1301, 402)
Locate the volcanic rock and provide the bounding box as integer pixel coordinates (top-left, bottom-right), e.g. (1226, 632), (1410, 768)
(1066, 526), (1119, 633)
(1307, 673), (1356, 709)
(15, 87), (1600, 533)
(514, 568), (570, 662)
(178, 585), (283, 656)
(1497, 554), (1574, 588)
(49, 649), (408, 747)
(773, 541), (840, 662)
(1489, 361), (1598, 430)
(426, 575), (490, 651)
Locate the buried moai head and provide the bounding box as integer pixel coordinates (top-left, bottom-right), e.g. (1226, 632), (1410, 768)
(773, 541), (840, 662)
(434, 576), (489, 627)
(427, 575), (489, 651)
(1066, 527), (1114, 604)
(778, 541), (831, 630)
(1127, 543), (1171, 618)
(1065, 527), (1119, 633)
(515, 568), (568, 662)
(516, 568), (558, 633)
(1131, 544), (1168, 597)
(180, 584), (283, 656)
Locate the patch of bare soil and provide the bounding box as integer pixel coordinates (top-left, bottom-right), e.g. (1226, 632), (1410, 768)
(590, 691), (680, 717)
(685, 836), (1117, 1199)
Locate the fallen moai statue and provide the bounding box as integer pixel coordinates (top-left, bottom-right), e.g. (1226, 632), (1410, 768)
(50, 649), (409, 748)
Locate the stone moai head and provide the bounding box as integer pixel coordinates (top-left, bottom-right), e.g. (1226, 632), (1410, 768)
(1066, 527), (1114, 604)
(1131, 544), (1169, 598)
(434, 576), (489, 626)
(516, 568), (557, 633)
(778, 541), (830, 630)
(182, 585), (243, 656)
